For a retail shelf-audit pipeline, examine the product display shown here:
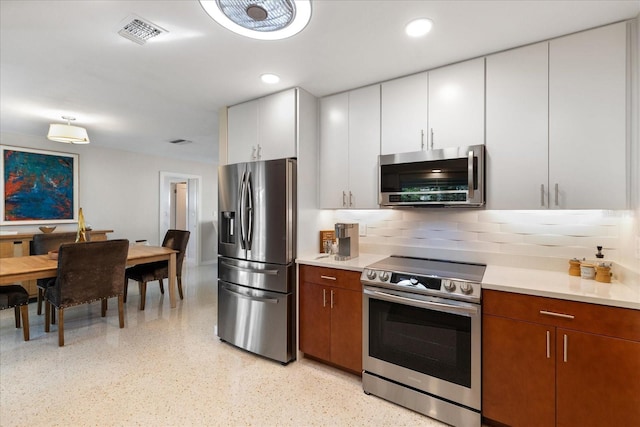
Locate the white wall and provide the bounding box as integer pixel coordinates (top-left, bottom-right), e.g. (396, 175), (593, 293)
(1, 131), (218, 264)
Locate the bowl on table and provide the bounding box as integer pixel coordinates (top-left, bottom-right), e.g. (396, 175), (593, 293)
(39, 226), (57, 233)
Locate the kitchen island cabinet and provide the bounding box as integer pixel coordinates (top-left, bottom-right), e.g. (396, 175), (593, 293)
(482, 289), (640, 427)
(299, 265), (362, 374)
(319, 84), (380, 209)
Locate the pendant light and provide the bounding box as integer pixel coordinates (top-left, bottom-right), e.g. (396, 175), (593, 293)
(47, 116), (90, 144)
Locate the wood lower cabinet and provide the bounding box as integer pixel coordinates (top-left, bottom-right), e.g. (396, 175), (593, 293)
(299, 265), (362, 374)
(483, 289), (640, 427)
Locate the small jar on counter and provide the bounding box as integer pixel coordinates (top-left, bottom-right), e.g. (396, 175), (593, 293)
(595, 263), (612, 283)
(568, 258), (581, 276)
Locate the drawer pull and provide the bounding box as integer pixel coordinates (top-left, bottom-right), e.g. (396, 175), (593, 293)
(320, 275), (337, 281)
(539, 310), (575, 320)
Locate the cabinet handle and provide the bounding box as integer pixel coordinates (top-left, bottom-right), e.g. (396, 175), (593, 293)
(320, 275), (337, 281)
(421, 129), (425, 150)
(330, 290), (334, 309)
(430, 128), (434, 150)
(342, 191), (347, 207)
(563, 334), (568, 363)
(554, 183), (559, 207)
(322, 289), (327, 308)
(546, 330), (550, 358)
(539, 310), (575, 320)
(251, 146), (257, 160)
(349, 191), (353, 207)
(257, 144), (262, 159)
(540, 184), (545, 207)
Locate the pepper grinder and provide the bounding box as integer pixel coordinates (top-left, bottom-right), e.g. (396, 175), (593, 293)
(595, 246), (604, 259)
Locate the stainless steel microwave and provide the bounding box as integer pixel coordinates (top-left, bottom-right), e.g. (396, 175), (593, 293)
(379, 145), (485, 207)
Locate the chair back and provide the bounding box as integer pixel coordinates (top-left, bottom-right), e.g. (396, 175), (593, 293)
(48, 239), (129, 307)
(32, 232), (84, 255)
(162, 230), (190, 273)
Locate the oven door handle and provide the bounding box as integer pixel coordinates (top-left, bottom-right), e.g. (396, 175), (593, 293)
(364, 288), (478, 316)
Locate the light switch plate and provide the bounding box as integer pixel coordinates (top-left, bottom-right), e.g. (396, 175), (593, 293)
(359, 223), (367, 236)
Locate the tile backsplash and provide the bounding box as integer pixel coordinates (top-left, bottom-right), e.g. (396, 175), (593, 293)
(324, 209), (638, 276)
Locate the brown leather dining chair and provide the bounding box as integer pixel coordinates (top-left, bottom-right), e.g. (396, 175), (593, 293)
(0, 285), (30, 341)
(124, 229), (190, 310)
(43, 239), (129, 346)
(31, 231), (86, 319)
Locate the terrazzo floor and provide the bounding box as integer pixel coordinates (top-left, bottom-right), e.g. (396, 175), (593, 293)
(0, 264), (447, 427)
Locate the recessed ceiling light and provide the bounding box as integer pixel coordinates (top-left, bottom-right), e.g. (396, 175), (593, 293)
(405, 18), (433, 38)
(261, 73), (280, 84)
(199, 0), (312, 40)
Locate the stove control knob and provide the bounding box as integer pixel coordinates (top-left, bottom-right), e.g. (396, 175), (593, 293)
(460, 282), (474, 295)
(443, 280), (456, 292)
(366, 270), (377, 281)
(380, 271), (390, 282)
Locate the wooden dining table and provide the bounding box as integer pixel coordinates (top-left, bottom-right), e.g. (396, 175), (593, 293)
(0, 245), (179, 308)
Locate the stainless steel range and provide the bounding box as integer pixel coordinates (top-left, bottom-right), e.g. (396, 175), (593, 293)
(361, 256), (485, 427)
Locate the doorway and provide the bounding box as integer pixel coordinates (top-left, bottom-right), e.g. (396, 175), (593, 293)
(159, 172), (201, 265)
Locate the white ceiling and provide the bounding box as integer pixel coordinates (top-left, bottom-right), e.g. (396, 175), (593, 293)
(1, 0), (638, 164)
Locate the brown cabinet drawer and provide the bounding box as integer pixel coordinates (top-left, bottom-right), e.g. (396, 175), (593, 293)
(483, 289), (640, 342)
(299, 265), (362, 291)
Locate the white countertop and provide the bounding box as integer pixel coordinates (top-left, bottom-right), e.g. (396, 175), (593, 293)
(296, 253), (640, 310)
(482, 265), (640, 310)
(296, 253), (388, 272)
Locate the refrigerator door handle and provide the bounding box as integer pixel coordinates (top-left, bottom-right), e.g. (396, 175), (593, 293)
(221, 285), (279, 304)
(239, 170), (248, 249)
(246, 170), (254, 250)
(220, 260), (280, 276)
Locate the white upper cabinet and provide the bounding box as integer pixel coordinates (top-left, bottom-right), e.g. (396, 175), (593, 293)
(486, 43), (549, 209)
(258, 89), (297, 160)
(319, 92), (349, 209)
(428, 58), (485, 150)
(227, 88), (297, 164)
(227, 99), (258, 163)
(348, 85), (381, 209)
(549, 22), (628, 209)
(320, 85), (381, 209)
(381, 72), (428, 155)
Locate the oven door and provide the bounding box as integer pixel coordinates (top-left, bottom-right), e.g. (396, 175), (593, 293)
(363, 285), (481, 411)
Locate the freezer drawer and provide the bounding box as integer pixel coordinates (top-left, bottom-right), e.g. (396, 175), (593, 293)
(218, 256), (294, 293)
(217, 281), (295, 364)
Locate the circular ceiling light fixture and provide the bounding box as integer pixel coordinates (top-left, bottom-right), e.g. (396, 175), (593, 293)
(261, 73), (280, 84)
(405, 18), (433, 38)
(199, 0), (312, 40)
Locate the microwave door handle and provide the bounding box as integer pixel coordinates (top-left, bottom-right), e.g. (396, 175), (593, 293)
(468, 150), (475, 199)
(246, 170), (254, 250)
(364, 288), (478, 316)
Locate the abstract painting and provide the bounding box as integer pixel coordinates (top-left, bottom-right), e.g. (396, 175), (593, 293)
(1, 145), (79, 224)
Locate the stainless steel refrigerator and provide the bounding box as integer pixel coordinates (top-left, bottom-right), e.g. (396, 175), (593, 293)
(217, 158), (296, 364)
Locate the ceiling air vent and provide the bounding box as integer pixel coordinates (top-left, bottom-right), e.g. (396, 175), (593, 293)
(169, 139), (193, 145)
(118, 15), (167, 45)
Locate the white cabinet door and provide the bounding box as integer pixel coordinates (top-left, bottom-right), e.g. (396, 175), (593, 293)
(486, 43), (549, 209)
(381, 72), (428, 155)
(348, 85), (380, 209)
(258, 88), (297, 160)
(549, 22), (628, 209)
(319, 93), (349, 208)
(428, 58), (485, 149)
(227, 99), (258, 164)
